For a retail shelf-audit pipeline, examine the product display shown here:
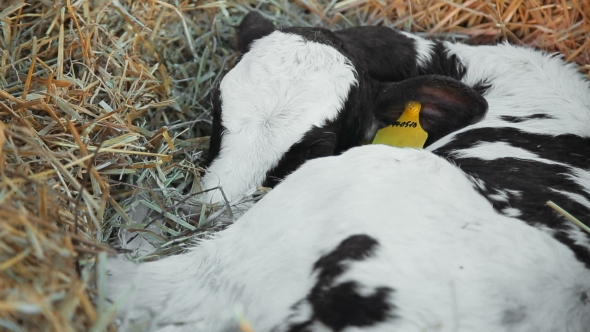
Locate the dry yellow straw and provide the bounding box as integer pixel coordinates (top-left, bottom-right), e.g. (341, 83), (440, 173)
(547, 200), (590, 235)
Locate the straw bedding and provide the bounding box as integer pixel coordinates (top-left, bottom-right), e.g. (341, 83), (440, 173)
(0, 0), (588, 330)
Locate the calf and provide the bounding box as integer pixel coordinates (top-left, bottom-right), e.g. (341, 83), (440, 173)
(202, 13), (488, 203)
(108, 146), (590, 332)
(108, 19), (590, 332)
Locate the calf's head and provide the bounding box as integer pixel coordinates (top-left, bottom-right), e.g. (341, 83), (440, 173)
(201, 14), (489, 204)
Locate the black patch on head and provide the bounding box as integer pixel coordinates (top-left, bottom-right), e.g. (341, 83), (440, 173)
(333, 28), (467, 84)
(236, 11), (276, 53)
(285, 234), (395, 332)
(206, 84), (224, 166)
(333, 26), (421, 82)
(500, 113), (555, 123)
(434, 127), (590, 268)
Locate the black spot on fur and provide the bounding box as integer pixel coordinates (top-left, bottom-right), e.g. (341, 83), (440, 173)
(309, 282), (392, 331)
(500, 113), (555, 123)
(284, 235), (395, 332)
(456, 157), (590, 234)
(581, 292), (589, 305)
(206, 84), (224, 166)
(331, 27), (468, 84)
(434, 127), (590, 268)
(313, 234), (380, 279)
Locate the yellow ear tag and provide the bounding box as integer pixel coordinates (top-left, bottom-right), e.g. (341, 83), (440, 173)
(372, 101), (428, 148)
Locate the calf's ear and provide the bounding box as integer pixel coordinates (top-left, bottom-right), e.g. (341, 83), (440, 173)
(236, 12), (276, 54)
(374, 75), (489, 146)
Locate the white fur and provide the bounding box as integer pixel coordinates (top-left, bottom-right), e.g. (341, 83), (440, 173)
(108, 146), (590, 331)
(201, 31), (357, 203)
(488, 189), (509, 202)
(502, 207), (522, 217)
(449, 141), (568, 165)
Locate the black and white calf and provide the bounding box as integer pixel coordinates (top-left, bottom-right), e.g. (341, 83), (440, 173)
(107, 20), (590, 332)
(202, 13), (488, 203)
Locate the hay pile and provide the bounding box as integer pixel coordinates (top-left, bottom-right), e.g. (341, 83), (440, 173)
(0, 0), (588, 330)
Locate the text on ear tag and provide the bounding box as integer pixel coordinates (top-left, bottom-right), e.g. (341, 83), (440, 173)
(372, 101), (428, 148)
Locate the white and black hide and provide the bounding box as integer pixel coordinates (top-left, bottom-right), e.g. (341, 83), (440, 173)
(107, 15), (590, 332)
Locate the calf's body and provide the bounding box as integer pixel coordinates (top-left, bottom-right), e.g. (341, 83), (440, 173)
(109, 146), (590, 332)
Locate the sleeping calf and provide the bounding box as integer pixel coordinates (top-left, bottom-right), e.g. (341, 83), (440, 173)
(107, 16), (590, 332)
(202, 12), (488, 203)
(108, 145), (590, 331)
